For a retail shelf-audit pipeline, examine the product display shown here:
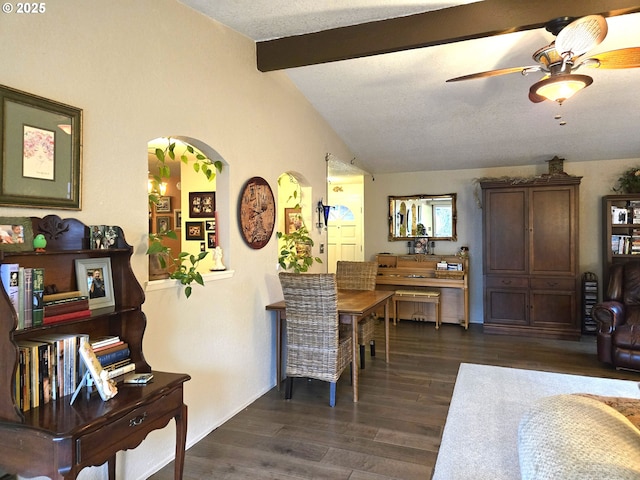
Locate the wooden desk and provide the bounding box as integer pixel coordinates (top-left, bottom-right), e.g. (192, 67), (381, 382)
(266, 289), (393, 402)
(0, 371), (189, 479)
(376, 254), (469, 329)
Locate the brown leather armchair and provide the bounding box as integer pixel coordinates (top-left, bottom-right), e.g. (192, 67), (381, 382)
(592, 261), (640, 371)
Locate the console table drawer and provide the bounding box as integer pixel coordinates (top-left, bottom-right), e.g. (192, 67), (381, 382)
(530, 277), (575, 290)
(76, 387), (183, 465)
(485, 276), (528, 288)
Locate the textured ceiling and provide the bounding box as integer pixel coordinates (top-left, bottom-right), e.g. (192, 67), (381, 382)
(180, 1), (640, 174)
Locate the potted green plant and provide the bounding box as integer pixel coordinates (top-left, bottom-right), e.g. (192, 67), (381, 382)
(276, 225), (322, 273)
(148, 138), (222, 297)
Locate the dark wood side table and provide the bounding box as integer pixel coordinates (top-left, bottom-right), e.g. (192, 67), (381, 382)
(0, 371), (190, 480)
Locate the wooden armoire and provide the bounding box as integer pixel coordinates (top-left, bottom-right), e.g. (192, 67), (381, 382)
(481, 176), (581, 340)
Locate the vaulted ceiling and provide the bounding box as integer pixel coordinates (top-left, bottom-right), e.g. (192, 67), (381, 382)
(180, 0), (640, 174)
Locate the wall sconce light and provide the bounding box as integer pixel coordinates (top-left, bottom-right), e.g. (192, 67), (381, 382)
(148, 178), (167, 196)
(317, 201), (332, 230)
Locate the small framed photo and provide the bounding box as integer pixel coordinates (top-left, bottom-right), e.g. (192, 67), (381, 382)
(284, 208), (303, 233)
(0, 216), (34, 252)
(174, 209), (182, 230)
(185, 221), (205, 240)
(189, 191), (215, 218)
(75, 258), (115, 310)
(155, 196), (171, 213)
(414, 238), (428, 254)
(156, 215), (171, 234)
(205, 218), (216, 231)
(207, 232), (216, 249)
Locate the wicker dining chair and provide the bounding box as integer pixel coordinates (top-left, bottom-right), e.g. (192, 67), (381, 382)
(336, 261), (378, 369)
(279, 272), (353, 407)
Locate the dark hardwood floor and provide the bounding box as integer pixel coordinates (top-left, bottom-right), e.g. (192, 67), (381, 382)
(150, 321), (639, 480)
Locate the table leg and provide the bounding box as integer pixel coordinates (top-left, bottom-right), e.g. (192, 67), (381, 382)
(385, 299), (390, 363)
(351, 315), (359, 402)
(174, 404), (188, 480)
(276, 311), (282, 390)
(463, 287), (469, 330)
(107, 455), (116, 480)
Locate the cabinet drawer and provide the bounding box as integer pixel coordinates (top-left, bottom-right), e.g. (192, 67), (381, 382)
(530, 277), (575, 290)
(77, 388), (183, 464)
(485, 276), (528, 288)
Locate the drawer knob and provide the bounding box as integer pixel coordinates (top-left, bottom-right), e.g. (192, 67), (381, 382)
(501, 280), (512, 285)
(547, 282), (558, 287)
(129, 412), (147, 427)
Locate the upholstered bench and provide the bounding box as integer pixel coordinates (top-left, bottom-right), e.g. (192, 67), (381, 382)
(393, 289), (441, 328)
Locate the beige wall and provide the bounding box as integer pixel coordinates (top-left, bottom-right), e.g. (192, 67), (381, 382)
(365, 157), (640, 324)
(2, 2), (353, 479)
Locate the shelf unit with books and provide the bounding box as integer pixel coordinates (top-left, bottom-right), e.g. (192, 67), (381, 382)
(602, 195), (640, 292)
(0, 215), (190, 480)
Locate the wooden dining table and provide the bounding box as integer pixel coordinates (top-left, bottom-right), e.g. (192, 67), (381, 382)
(266, 289), (394, 402)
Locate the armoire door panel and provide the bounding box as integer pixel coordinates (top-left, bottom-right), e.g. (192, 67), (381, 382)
(484, 189), (527, 274)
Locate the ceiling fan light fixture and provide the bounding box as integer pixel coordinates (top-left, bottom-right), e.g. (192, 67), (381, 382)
(531, 74), (593, 103)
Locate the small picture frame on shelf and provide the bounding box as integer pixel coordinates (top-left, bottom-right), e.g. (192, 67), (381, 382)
(0, 216), (34, 252)
(75, 258), (115, 310)
(612, 207), (628, 225)
(90, 225), (121, 249)
(414, 238), (428, 254)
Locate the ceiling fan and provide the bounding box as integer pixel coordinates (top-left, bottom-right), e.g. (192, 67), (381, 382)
(446, 15), (640, 104)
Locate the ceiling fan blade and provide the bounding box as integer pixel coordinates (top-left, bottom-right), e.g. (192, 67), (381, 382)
(582, 47), (640, 69)
(446, 66), (539, 82)
(556, 15), (607, 57)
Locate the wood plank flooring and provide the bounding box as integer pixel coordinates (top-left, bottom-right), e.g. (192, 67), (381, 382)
(149, 321), (640, 480)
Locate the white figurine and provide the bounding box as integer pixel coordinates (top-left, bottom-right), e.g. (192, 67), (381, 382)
(211, 246), (226, 271)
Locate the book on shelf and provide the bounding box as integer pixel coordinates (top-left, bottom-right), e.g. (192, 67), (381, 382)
(96, 343), (130, 367)
(32, 268), (44, 327)
(1, 263), (20, 328)
(44, 297), (89, 317)
(42, 290), (82, 303)
(90, 335), (121, 350)
(42, 309), (92, 325)
(23, 268), (33, 329)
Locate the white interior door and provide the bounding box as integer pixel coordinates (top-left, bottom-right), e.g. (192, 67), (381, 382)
(327, 196), (363, 273)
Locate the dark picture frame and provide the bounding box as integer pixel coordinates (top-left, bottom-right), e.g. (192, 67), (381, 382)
(156, 216), (171, 234)
(0, 216), (34, 252)
(0, 85), (82, 209)
(174, 209), (182, 230)
(185, 221), (204, 240)
(155, 196), (171, 213)
(189, 191), (215, 218)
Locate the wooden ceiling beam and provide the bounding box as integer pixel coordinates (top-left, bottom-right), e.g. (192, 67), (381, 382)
(256, 0), (640, 71)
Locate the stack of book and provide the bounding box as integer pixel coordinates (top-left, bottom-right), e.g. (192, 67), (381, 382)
(90, 335), (134, 381)
(43, 290), (91, 325)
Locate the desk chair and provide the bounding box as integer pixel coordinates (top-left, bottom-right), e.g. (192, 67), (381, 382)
(279, 273), (352, 407)
(336, 261), (378, 369)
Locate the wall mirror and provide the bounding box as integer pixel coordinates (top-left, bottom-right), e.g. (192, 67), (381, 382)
(388, 193), (457, 241)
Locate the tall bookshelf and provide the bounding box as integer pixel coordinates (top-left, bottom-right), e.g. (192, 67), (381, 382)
(602, 194), (640, 293)
(0, 215), (189, 480)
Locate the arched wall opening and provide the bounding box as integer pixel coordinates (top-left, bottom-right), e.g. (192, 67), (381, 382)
(147, 136), (229, 280)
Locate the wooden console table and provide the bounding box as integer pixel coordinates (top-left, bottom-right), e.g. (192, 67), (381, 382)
(376, 254), (469, 329)
(0, 371), (190, 479)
